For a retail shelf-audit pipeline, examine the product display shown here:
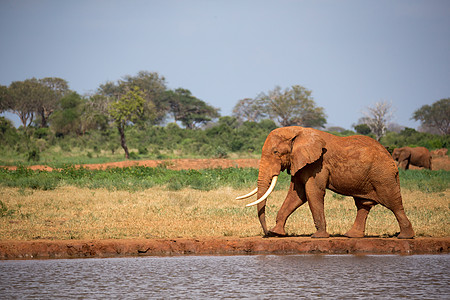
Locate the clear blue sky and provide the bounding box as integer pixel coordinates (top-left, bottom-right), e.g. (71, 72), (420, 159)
(1, 0), (449, 130)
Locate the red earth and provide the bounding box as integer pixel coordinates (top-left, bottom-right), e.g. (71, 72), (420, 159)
(1, 157), (449, 259)
(3, 155), (449, 171)
(1, 237), (449, 259)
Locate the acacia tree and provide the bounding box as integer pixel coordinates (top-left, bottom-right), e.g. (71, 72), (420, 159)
(412, 98), (449, 135)
(2, 78), (68, 130)
(108, 86), (145, 159)
(165, 88), (220, 129)
(6, 79), (47, 129)
(363, 101), (394, 141)
(256, 85), (326, 128)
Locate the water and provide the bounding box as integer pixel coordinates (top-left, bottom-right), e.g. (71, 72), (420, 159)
(1, 255), (449, 299)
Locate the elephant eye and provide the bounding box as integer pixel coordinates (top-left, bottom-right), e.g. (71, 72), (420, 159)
(273, 150), (280, 155)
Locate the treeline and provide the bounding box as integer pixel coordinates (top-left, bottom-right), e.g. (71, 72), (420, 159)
(1, 113), (449, 166)
(1, 70), (449, 164)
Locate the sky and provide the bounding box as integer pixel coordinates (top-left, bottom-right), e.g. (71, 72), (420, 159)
(1, 0), (449, 130)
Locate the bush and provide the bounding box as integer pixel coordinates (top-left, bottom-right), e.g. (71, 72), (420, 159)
(27, 149), (40, 162)
(138, 146), (149, 155)
(214, 146), (228, 158)
(129, 152), (139, 159)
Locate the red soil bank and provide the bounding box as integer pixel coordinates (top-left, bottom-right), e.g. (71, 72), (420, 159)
(1, 237), (449, 260)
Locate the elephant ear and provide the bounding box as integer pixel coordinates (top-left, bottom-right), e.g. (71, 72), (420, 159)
(290, 129), (326, 176)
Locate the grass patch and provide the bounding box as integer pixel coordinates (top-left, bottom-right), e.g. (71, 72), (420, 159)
(0, 167), (448, 240)
(0, 186), (447, 240)
(1, 166), (447, 192)
(399, 169), (449, 193)
(0, 166), (292, 192)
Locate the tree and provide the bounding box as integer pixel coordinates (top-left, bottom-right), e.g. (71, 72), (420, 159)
(0, 85), (8, 112)
(81, 94), (110, 133)
(232, 98), (265, 122)
(100, 71), (167, 125)
(166, 88), (220, 129)
(2, 78), (67, 130)
(37, 77), (69, 128)
(6, 79), (45, 129)
(50, 92), (84, 136)
(257, 85), (326, 128)
(363, 101), (394, 141)
(122, 71), (167, 124)
(353, 123), (371, 135)
(108, 86), (145, 159)
(412, 98), (450, 135)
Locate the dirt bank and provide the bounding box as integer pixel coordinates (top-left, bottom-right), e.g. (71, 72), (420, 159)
(3, 158), (260, 171)
(3, 155), (449, 171)
(1, 237), (449, 259)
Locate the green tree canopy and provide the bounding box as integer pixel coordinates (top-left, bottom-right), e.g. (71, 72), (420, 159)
(108, 86), (145, 159)
(1, 78), (68, 130)
(0, 85), (8, 112)
(6, 79), (46, 129)
(37, 77), (69, 128)
(50, 92), (84, 136)
(99, 71), (166, 125)
(165, 88), (220, 129)
(412, 98), (450, 135)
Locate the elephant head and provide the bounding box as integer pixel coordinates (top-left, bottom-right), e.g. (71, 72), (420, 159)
(391, 148), (403, 161)
(236, 127), (325, 235)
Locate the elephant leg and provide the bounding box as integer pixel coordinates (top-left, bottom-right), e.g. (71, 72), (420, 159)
(398, 160), (408, 170)
(269, 179), (307, 237)
(305, 180), (329, 238)
(376, 185), (415, 239)
(344, 197), (376, 238)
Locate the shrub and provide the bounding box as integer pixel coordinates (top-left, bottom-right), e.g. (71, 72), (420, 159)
(214, 146), (228, 159)
(27, 149), (40, 162)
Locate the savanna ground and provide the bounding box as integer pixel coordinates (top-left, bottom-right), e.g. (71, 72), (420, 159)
(0, 156), (449, 258)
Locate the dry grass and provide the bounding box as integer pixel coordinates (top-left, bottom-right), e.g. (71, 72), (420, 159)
(0, 186), (448, 240)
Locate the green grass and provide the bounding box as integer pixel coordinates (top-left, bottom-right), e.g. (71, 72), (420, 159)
(0, 166), (448, 193)
(399, 169), (449, 193)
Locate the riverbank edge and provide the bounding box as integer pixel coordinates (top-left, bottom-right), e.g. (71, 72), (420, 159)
(1, 237), (449, 259)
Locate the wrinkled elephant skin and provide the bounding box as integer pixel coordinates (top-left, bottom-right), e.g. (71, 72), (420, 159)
(238, 126), (415, 239)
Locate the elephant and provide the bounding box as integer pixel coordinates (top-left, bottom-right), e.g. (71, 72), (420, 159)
(392, 147), (432, 170)
(236, 126), (415, 239)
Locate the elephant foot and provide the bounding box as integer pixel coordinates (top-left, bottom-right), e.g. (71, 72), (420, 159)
(311, 231), (330, 238)
(265, 230), (288, 238)
(344, 229), (365, 238)
(397, 230), (415, 239)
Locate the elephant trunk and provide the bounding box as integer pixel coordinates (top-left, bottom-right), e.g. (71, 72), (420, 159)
(235, 157), (280, 236)
(254, 162), (280, 235)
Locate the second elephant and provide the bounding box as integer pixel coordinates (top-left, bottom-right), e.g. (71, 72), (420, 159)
(392, 147), (432, 170)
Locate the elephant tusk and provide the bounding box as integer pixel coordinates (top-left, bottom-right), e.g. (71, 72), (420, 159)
(246, 176), (278, 207)
(236, 188), (258, 200)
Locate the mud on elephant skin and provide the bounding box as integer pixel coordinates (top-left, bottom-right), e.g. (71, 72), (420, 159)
(392, 146), (432, 170)
(237, 126), (415, 239)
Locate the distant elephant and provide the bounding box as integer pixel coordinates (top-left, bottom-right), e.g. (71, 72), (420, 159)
(236, 126), (414, 239)
(431, 148), (448, 157)
(392, 147), (432, 170)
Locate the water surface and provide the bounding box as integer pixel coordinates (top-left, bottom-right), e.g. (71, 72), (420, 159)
(1, 254), (448, 299)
